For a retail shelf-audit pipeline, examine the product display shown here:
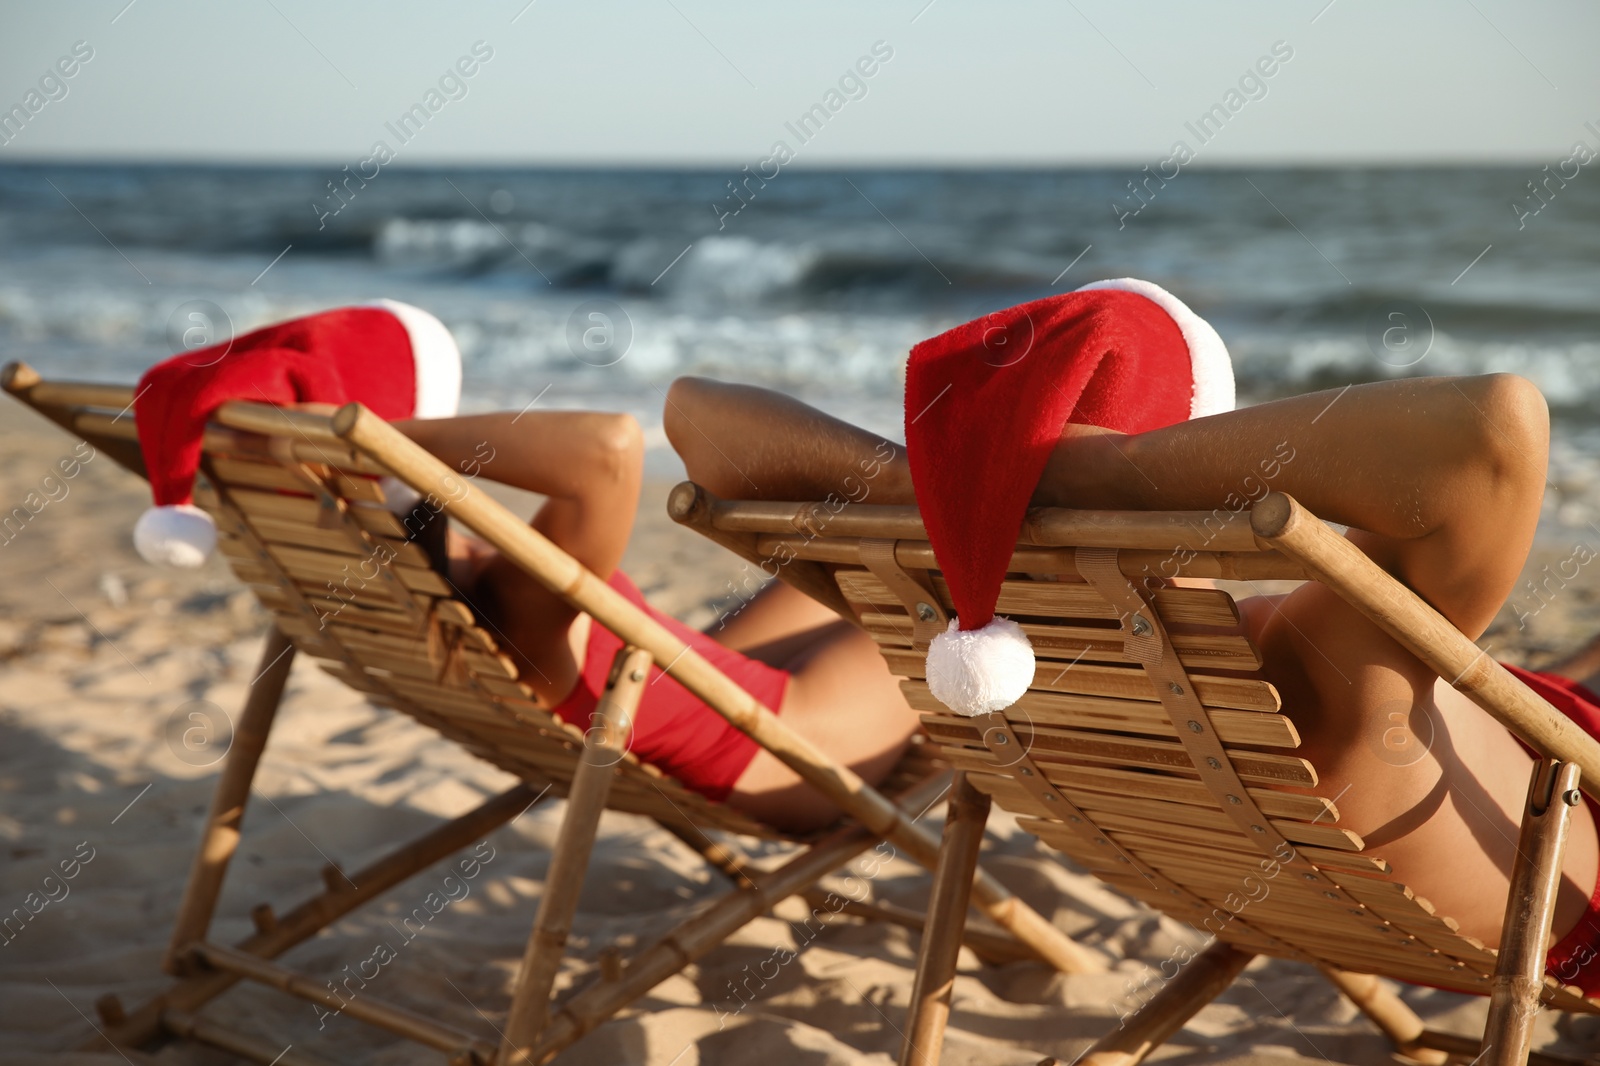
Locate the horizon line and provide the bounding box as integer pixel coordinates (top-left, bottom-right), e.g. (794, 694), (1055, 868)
(0, 154), (1564, 171)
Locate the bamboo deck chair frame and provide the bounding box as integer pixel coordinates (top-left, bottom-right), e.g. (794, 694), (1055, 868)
(668, 480), (1600, 1066)
(1, 362), (1099, 1066)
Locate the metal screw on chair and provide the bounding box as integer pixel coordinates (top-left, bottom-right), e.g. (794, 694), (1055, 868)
(1324, 891), (1341, 900)
(1187, 720), (1203, 734)
(1302, 873), (1318, 882)
(1566, 788), (1584, 806)
(915, 602), (937, 621)
(1226, 794), (1241, 805)
(1067, 815), (1081, 823)
(993, 734), (1009, 745)
(1206, 757), (1221, 770)
(630, 669), (646, 682)
(1019, 767), (1033, 776)
(1250, 824), (1265, 833)
(1169, 682), (1184, 696)
(1130, 614), (1151, 636)
(1044, 794), (1058, 802)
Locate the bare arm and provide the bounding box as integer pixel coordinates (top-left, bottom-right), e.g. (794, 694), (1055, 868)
(665, 377), (914, 504)
(393, 409), (643, 580)
(665, 373), (1547, 639)
(1044, 374), (1548, 638)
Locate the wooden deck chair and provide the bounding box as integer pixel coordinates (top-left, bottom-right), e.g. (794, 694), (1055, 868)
(668, 481), (1600, 1066)
(1, 362), (1100, 1066)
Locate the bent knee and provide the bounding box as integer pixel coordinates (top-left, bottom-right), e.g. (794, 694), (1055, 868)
(589, 412), (644, 484)
(1465, 373), (1549, 480)
(663, 376), (713, 450)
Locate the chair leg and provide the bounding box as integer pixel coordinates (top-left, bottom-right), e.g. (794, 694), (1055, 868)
(900, 772), (990, 1066)
(164, 626), (296, 975)
(1318, 967), (1448, 1065)
(83, 782), (548, 1053)
(1073, 942), (1254, 1066)
(1480, 759), (1582, 1066)
(498, 646), (651, 1064)
(526, 772), (956, 1064)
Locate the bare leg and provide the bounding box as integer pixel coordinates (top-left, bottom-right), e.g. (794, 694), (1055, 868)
(707, 579), (839, 658)
(727, 621), (921, 833)
(665, 377), (914, 505)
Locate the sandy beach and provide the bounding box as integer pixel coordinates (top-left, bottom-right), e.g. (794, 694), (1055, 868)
(6, 392), (1600, 1066)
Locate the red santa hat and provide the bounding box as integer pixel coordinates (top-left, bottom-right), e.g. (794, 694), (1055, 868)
(904, 278), (1233, 716)
(132, 299), (461, 568)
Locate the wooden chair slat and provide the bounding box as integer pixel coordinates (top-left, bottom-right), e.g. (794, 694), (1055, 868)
(1102, 827), (1389, 876)
(1017, 788), (1360, 851)
(225, 556), (436, 614)
(225, 485), (407, 536)
(343, 648), (445, 681)
(837, 570), (1240, 627)
(939, 728), (1314, 788)
(377, 675), (543, 719)
(1013, 764), (1336, 821)
(976, 776), (1343, 851)
(703, 497), (1264, 552)
(305, 617), (495, 657)
(209, 456), (385, 502)
(755, 533), (1312, 581)
(261, 542), (451, 596)
(908, 688), (1300, 749)
(866, 615), (1263, 671)
(936, 717), (1311, 780)
(942, 739), (1312, 791)
(882, 648), (1280, 712)
(266, 592), (424, 635)
(1088, 813), (1363, 857)
(222, 519), (430, 567)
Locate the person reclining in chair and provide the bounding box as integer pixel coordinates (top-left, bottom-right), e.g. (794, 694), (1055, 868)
(242, 288), (1600, 991)
(660, 280), (1600, 995)
(396, 406), (922, 836)
(123, 300), (922, 838)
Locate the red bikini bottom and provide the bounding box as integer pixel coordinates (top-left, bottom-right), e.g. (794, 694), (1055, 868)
(546, 569), (791, 803)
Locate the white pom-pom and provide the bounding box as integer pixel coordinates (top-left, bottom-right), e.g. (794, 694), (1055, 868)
(134, 504), (216, 568)
(925, 616), (1035, 716)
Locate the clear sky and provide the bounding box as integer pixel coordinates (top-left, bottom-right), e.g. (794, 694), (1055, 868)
(2, 0), (1596, 166)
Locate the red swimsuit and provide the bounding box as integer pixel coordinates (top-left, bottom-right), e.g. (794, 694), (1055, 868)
(546, 570), (790, 803)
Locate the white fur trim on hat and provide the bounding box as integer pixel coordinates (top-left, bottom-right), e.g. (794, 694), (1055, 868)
(365, 299), (462, 419)
(925, 616), (1035, 716)
(133, 504), (217, 569)
(1075, 278), (1234, 419)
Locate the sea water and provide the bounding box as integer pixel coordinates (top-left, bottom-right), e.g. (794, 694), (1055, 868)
(2, 163), (1598, 527)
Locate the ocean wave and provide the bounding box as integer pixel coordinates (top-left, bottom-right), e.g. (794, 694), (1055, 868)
(1234, 291), (1600, 334)
(7, 164), (1600, 429)
(370, 220), (1053, 299)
